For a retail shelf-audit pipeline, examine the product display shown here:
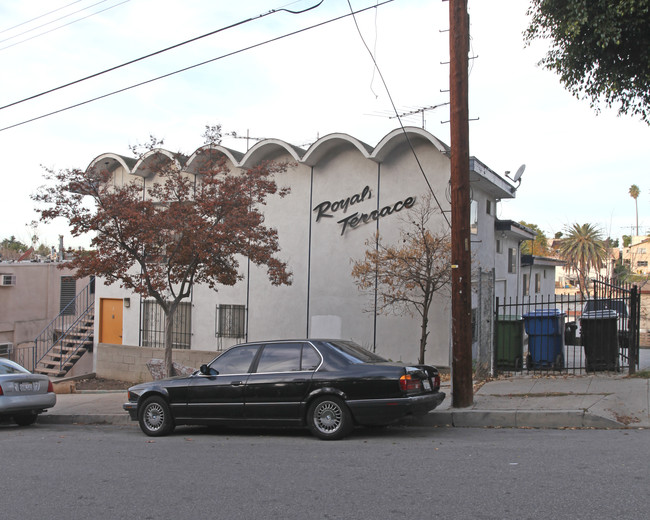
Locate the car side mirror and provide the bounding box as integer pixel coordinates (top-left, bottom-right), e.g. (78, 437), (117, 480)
(200, 364), (217, 376)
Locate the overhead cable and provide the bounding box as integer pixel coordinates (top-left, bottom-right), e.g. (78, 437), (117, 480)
(0, 0), (324, 110)
(345, 0), (450, 228)
(0, 0), (393, 133)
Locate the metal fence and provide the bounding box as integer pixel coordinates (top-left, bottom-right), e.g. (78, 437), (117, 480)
(495, 278), (640, 375)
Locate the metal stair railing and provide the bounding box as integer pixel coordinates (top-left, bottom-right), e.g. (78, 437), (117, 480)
(30, 277), (95, 373)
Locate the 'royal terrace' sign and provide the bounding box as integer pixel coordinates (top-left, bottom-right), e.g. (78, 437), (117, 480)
(312, 185), (416, 235)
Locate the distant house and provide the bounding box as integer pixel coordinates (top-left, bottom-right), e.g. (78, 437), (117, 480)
(0, 261), (92, 373)
(622, 236), (650, 275)
(521, 255), (565, 299)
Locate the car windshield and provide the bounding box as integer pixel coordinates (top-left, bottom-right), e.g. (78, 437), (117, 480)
(323, 341), (388, 364)
(584, 299), (628, 317)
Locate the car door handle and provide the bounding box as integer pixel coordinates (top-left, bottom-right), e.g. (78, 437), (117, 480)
(231, 380), (244, 386)
(293, 378), (307, 382)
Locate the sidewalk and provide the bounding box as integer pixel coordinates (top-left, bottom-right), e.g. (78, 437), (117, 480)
(38, 374), (650, 430)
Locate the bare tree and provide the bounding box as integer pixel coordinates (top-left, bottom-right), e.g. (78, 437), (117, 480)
(351, 193), (451, 363)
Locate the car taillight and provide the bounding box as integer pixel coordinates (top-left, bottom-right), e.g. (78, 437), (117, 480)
(47, 380), (54, 393)
(0, 385), (3, 396)
(434, 374), (440, 387)
(399, 374), (422, 393)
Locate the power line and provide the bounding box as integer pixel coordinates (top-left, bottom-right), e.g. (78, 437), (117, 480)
(0, 0), (84, 35)
(0, 0), (324, 111)
(0, 0), (393, 133)
(0, 0), (123, 47)
(345, 0), (450, 228)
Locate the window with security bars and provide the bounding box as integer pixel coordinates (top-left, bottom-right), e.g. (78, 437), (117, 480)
(141, 300), (192, 349)
(216, 304), (246, 339)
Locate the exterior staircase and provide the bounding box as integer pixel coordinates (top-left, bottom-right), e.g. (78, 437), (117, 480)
(35, 315), (94, 377)
(32, 277), (95, 378)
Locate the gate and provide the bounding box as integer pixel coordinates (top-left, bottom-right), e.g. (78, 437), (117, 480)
(494, 278), (640, 375)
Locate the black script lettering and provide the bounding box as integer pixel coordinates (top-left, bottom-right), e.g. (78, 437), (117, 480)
(403, 196), (416, 209)
(336, 195), (417, 235)
(338, 212), (360, 235)
(313, 185), (372, 222)
(313, 200), (333, 221)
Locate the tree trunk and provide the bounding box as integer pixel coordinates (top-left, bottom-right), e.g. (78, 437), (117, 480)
(163, 307), (175, 378)
(419, 303), (430, 364)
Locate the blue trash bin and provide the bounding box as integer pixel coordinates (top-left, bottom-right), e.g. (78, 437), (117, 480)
(523, 309), (565, 369)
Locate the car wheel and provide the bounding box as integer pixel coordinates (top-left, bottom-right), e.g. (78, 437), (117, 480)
(13, 414), (38, 426)
(307, 396), (353, 440)
(138, 396), (175, 437)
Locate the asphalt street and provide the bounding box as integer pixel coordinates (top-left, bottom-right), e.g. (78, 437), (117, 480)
(1, 424), (649, 520)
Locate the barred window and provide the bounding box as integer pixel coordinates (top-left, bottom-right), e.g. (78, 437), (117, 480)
(216, 304), (246, 339)
(141, 300), (192, 349)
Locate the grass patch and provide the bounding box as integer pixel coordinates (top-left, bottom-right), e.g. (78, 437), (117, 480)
(628, 369), (650, 379)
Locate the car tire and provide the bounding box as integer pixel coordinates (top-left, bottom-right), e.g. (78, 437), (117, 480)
(138, 396), (175, 437)
(307, 395), (353, 440)
(13, 414), (38, 426)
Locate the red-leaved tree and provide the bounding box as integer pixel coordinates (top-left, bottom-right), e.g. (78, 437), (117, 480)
(33, 133), (292, 377)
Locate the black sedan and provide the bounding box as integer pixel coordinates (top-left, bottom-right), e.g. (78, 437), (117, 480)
(124, 339), (445, 440)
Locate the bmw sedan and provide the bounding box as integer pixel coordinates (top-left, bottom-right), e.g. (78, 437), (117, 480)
(124, 339), (445, 440)
(0, 358), (56, 426)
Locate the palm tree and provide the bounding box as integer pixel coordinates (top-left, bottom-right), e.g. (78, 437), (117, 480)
(629, 184), (640, 235)
(558, 223), (606, 297)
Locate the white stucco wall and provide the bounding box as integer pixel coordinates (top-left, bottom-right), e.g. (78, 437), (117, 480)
(91, 128), (519, 368)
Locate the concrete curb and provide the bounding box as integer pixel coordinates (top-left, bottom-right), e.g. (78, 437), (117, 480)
(38, 414), (133, 426)
(38, 410), (625, 429)
(411, 409), (625, 429)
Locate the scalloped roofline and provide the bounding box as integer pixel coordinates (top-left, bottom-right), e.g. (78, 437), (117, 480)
(87, 153), (137, 173)
(185, 145), (245, 172)
(240, 139), (306, 168)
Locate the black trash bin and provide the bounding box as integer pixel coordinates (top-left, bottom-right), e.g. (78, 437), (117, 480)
(580, 309), (619, 371)
(564, 321), (578, 346)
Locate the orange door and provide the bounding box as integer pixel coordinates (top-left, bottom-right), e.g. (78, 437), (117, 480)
(100, 298), (123, 345)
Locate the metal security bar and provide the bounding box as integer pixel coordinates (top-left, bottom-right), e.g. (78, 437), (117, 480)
(140, 300), (192, 349)
(215, 304), (246, 339)
(494, 278), (640, 376)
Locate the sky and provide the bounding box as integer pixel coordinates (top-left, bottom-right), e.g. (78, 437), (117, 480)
(1, 0), (648, 250)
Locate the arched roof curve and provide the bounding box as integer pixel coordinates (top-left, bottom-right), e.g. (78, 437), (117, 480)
(240, 139), (305, 169)
(131, 148), (185, 178)
(86, 153), (136, 174)
(185, 145), (244, 174)
(371, 127), (450, 163)
(301, 133), (374, 167)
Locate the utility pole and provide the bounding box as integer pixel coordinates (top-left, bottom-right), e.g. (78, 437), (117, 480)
(449, 0), (473, 407)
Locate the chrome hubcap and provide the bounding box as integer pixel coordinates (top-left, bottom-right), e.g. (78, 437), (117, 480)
(144, 403), (164, 431)
(314, 401), (342, 434)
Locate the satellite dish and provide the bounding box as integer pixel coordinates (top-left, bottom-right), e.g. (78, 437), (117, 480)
(513, 164), (526, 183)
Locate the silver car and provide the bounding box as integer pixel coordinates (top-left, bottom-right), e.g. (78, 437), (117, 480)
(0, 358), (56, 426)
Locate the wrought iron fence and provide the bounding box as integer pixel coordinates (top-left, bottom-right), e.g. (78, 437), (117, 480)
(495, 278), (640, 375)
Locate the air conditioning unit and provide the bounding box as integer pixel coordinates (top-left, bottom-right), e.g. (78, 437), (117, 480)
(1, 274), (16, 286)
(0, 343), (13, 357)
